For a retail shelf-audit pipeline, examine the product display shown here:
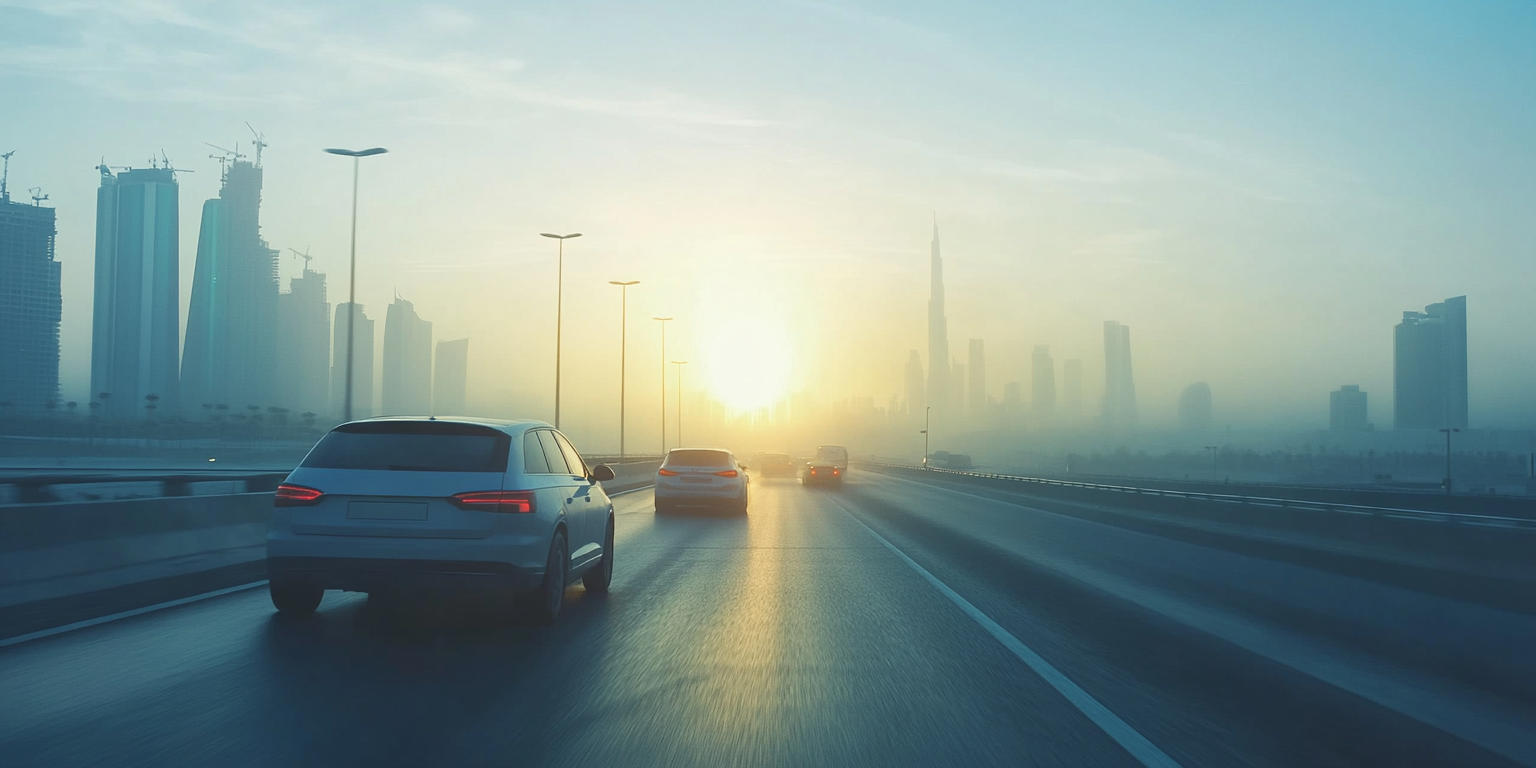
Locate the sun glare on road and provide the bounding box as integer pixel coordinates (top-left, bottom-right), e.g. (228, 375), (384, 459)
(706, 320), (793, 411)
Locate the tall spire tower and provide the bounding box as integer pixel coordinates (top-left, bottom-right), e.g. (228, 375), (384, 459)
(927, 217), (951, 415)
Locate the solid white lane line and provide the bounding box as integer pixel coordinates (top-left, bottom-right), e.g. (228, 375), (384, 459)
(827, 495), (1182, 768)
(0, 580), (268, 650)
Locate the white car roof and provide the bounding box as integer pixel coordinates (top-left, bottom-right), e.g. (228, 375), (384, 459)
(346, 416), (551, 436)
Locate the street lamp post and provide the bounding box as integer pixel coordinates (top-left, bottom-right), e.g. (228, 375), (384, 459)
(540, 232), (582, 428)
(1205, 445), (1219, 479)
(323, 146), (388, 423)
(672, 361), (688, 448)
(653, 317), (673, 454)
(1439, 427), (1460, 494)
(921, 406), (931, 467)
(609, 281), (640, 457)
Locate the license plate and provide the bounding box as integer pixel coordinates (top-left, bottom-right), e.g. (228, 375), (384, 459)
(347, 501), (428, 520)
(681, 476), (711, 484)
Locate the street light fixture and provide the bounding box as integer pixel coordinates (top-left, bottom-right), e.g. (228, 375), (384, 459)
(1439, 427), (1461, 494)
(609, 280), (640, 457)
(653, 317), (673, 454)
(323, 146), (388, 423)
(541, 232), (582, 428)
(671, 360), (688, 448)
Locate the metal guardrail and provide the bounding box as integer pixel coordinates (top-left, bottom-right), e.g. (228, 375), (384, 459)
(867, 462), (1536, 531)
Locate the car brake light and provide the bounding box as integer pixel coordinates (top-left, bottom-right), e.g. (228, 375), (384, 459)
(658, 468), (679, 476)
(810, 468), (819, 474)
(715, 470), (738, 477)
(450, 490), (537, 514)
(274, 484), (323, 506)
(833, 469), (841, 475)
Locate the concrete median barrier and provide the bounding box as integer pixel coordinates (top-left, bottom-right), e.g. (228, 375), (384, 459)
(0, 460), (660, 638)
(0, 493), (274, 612)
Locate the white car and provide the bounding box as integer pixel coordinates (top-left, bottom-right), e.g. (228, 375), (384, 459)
(266, 417), (616, 623)
(654, 448), (749, 515)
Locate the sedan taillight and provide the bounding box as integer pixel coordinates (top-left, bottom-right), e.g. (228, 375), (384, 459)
(658, 468), (680, 476)
(274, 484), (324, 507)
(715, 470), (739, 477)
(450, 490), (536, 514)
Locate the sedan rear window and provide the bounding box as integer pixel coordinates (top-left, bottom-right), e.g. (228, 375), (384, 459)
(302, 421), (511, 473)
(666, 450), (732, 467)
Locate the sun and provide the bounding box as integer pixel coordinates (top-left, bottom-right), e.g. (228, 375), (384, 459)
(705, 320), (793, 411)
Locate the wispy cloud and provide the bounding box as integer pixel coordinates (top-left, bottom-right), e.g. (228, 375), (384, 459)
(0, 0), (772, 128)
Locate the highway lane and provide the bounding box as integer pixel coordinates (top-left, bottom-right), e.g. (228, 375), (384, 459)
(1, 470), (1532, 766)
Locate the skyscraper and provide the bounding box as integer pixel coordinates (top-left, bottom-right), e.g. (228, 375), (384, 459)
(968, 339), (986, 421)
(91, 166), (180, 418)
(1102, 321), (1137, 430)
(1394, 296), (1468, 430)
(926, 221), (951, 415)
(903, 349), (925, 417)
(182, 158), (280, 412)
(951, 362), (966, 417)
(1062, 359), (1083, 423)
(1178, 382), (1213, 431)
(1032, 345), (1055, 418)
(1003, 381), (1022, 429)
(1330, 385), (1370, 432)
(0, 180), (60, 413)
(275, 260), (330, 414)
(433, 338), (469, 415)
(383, 297), (433, 415)
(331, 302), (374, 418)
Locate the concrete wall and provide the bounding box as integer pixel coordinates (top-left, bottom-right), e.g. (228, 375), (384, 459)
(0, 493), (273, 610)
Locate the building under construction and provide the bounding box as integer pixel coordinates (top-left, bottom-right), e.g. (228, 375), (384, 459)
(182, 155), (280, 413)
(0, 156), (62, 414)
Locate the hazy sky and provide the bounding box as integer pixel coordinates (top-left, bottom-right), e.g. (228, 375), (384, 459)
(3, 0), (1534, 447)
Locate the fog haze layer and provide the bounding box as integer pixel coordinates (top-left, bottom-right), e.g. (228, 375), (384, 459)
(3, 0), (1534, 452)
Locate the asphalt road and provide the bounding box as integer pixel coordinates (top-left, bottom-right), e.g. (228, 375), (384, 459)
(2, 469), (1534, 767)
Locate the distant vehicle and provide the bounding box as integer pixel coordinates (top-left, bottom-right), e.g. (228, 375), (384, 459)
(655, 448), (750, 514)
(266, 418), (617, 624)
(803, 444), (849, 488)
(754, 452), (799, 478)
(927, 451), (972, 470)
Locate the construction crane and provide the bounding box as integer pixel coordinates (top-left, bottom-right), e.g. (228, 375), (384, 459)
(96, 159), (132, 178)
(206, 142), (246, 162)
(28, 187), (48, 207)
(288, 247), (314, 272)
(206, 142), (245, 180)
(1, 150), (14, 203)
(157, 150), (194, 180)
(246, 123), (268, 167)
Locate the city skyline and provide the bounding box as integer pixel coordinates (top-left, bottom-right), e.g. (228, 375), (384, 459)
(4, 2), (1533, 437)
(5, 158), (1515, 438)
